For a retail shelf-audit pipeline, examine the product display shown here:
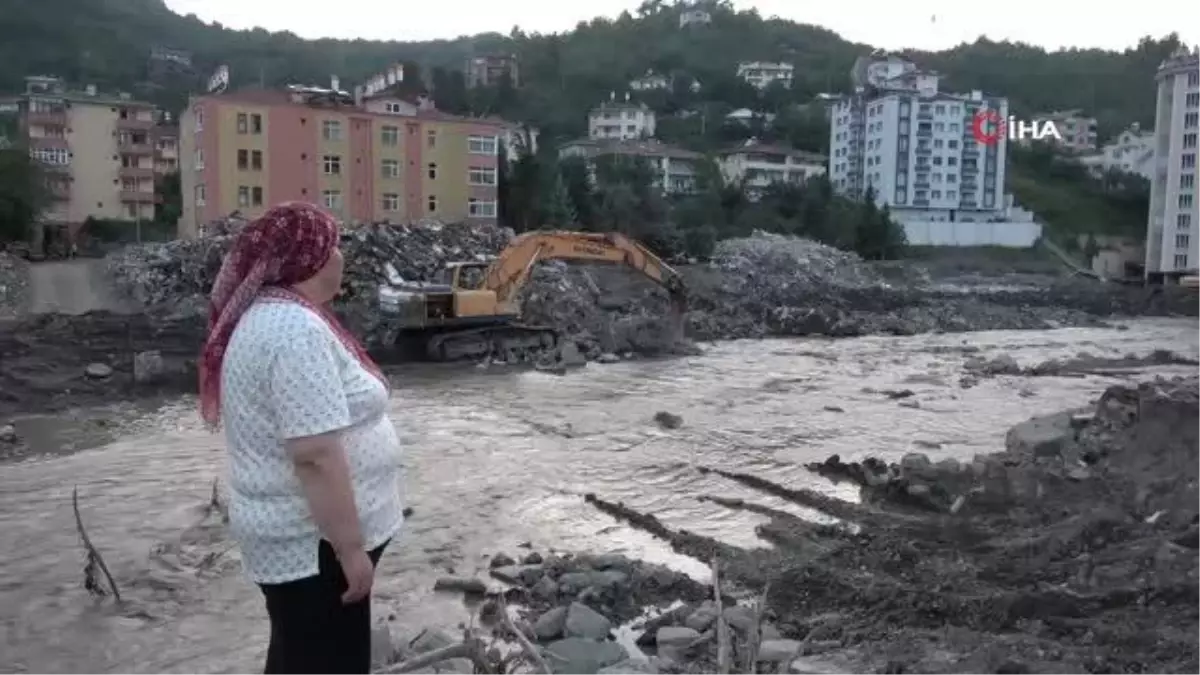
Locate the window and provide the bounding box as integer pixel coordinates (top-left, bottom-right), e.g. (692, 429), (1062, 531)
(195, 184), (206, 206)
(427, 195), (437, 212)
(1186, 112), (1199, 130)
(237, 113), (248, 134)
(1175, 234), (1190, 249)
(1182, 174), (1196, 190)
(323, 155), (342, 175)
(382, 193), (400, 212)
(1183, 153), (1197, 170)
(238, 186), (250, 207)
(252, 150), (263, 170)
(237, 149), (249, 170)
(251, 114), (263, 134)
(1180, 194), (1194, 209)
(428, 162), (437, 179)
(194, 148), (204, 170)
(194, 108), (204, 132)
(381, 159), (399, 178)
(1174, 254), (1189, 269)
(1190, 72), (1200, 88)
(252, 186), (263, 206)
(427, 130), (437, 148)
(1180, 213), (1193, 230)
(385, 102), (404, 114)
(467, 135), (498, 155)
(467, 198), (497, 218)
(322, 189), (343, 211)
(468, 166), (497, 186)
(322, 120), (342, 141)
(381, 126), (399, 146)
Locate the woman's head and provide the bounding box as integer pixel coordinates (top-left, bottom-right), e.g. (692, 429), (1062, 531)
(223, 201), (344, 304)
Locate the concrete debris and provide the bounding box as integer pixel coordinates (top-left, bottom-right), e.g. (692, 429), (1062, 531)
(0, 252), (30, 316)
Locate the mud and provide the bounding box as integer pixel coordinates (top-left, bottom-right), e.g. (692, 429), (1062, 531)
(556, 377), (1200, 674)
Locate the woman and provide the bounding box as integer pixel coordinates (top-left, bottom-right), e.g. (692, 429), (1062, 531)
(199, 202), (404, 674)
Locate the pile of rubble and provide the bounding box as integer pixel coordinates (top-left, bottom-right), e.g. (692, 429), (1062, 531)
(0, 252), (29, 316)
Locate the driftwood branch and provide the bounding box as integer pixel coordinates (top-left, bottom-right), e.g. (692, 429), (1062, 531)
(72, 486), (122, 602)
(497, 594), (552, 675)
(741, 581), (771, 674)
(712, 557), (732, 674)
(379, 641), (483, 674)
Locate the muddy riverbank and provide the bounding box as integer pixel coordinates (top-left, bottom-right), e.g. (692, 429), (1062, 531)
(0, 321), (1196, 673)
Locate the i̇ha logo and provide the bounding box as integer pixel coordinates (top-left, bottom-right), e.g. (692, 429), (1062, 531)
(971, 109), (1062, 146)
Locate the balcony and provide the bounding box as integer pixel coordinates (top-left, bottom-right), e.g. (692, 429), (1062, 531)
(119, 166), (155, 180)
(915, 146), (932, 155)
(119, 140), (154, 155)
(28, 110), (67, 126)
(117, 115), (155, 131)
(29, 135), (69, 150)
(120, 190), (159, 203)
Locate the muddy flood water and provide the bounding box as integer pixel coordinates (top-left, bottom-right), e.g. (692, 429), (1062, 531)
(1, 319), (1197, 673)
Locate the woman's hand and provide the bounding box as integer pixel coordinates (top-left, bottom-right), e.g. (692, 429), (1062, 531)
(337, 546), (376, 604)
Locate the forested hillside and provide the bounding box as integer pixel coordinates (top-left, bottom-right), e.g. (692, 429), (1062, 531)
(0, 0), (1185, 142)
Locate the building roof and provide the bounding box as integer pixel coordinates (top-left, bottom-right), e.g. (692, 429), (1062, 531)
(718, 141), (826, 163)
(562, 138), (703, 160)
(196, 87), (509, 128)
(590, 100), (652, 113)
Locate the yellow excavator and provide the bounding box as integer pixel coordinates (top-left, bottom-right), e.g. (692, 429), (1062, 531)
(377, 230), (687, 361)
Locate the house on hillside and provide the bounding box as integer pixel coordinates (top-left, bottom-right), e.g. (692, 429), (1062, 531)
(1078, 123), (1154, 179)
(717, 139), (826, 198)
(588, 96), (657, 140)
(630, 71), (670, 92)
(1025, 109), (1098, 153)
(736, 62), (794, 89)
(559, 138), (702, 195)
(679, 5), (712, 27)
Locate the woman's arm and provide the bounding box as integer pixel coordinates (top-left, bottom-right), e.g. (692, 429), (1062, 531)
(288, 432), (363, 555)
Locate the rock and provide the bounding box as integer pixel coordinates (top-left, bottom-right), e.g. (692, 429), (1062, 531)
(534, 606), (569, 641)
(758, 639), (803, 663)
(1006, 410), (1078, 458)
(85, 363), (114, 379)
(409, 628), (456, 654)
(655, 626), (701, 661)
(559, 341), (588, 367)
(653, 411), (682, 429)
(1066, 466), (1091, 481)
(132, 349), (166, 384)
(721, 605), (756, 633)
(491, 564), (544, 585)
(532, 576), (558, 600)
(522, 551), (544, 565)
(789, 656), (848, 674)
(543, 637), (627, 674)
(598, 657), (658, 674)
(370, 624), (394, 667)
(0, 424), (16, 443)
(565, 602), (613, 640)
(684, 603), (718, 632)
(432, 577), (487, 594)
(489, 552), (516, 568)
(597, 353), (620, 364)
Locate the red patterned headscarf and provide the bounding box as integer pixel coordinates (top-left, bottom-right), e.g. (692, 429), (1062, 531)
(199, 201), (384, 427)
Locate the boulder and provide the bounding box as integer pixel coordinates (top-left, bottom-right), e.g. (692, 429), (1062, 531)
(534, 606), (569, 641)
(543, 637), (627, 674)
(564, 602), (612, 640)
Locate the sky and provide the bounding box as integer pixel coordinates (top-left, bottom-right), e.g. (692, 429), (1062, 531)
(163, 0), (1198, 52)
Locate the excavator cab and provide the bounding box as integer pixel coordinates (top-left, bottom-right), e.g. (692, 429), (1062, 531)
(440, 261), (515, 320)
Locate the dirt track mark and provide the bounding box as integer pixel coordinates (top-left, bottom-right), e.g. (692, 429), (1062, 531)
(27, 260), (133, 315)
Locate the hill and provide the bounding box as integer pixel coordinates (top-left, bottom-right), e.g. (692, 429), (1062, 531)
(0, 0), (1186, 142)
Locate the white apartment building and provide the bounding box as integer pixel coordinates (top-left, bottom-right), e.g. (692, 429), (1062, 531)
(559, 138), (701, 195)
(1079, 123), (1155, 180)
(1144, 47), (1200, 275)
(829, 60), (1008, 223)
(718, 140), (826, 198)
(588, 99), (656, 140)
(737, 62), (794, 90)
(630, 71), (670, 92)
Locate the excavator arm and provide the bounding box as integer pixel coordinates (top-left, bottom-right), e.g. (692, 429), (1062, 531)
(480, 231), (688, 310)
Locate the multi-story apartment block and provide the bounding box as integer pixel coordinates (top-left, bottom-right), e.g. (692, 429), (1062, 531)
(466, 54), (520, 89)
(1079, 122), (1155, 180)
(736, 62), (794, 90)
(588, 99), (656, 141)
(1024, 109), (1098, 153)
(1144, 47), (1200, 276)
(718, 140), (826, 198)
(679, 5), (712, 28)
(829, 58), (1007, 223)
(559, 138), (702, 195)
(178, 75), (506, 237)
(16, 75), (174, 230)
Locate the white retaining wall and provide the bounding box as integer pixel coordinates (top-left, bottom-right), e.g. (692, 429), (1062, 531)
(901, 220), (1043, 248)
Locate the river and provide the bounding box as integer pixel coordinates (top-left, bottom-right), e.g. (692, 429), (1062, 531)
(1, 319), (1196, 673)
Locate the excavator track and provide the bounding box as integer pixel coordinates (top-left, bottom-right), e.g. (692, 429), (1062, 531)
(424, 324), (560, 363)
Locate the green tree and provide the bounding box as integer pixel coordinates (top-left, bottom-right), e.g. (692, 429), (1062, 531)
(0, 149), (48, 243)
